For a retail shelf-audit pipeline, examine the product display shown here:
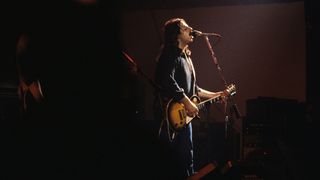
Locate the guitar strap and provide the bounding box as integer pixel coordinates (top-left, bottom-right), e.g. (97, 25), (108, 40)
(183, 52), (197, 96)
(157, 94), (176, 142)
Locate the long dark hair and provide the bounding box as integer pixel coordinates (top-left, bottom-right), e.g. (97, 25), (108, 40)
(163, 18), (183, 48)
(157, 18), (191, 60)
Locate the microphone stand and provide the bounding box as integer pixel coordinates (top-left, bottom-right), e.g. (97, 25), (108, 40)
(202, 36), (242, 140)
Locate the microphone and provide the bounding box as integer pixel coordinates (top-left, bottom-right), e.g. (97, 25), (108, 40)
(190, 30), (222, 38)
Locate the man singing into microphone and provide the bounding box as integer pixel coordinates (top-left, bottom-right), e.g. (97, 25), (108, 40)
(153, 18), (226, 178)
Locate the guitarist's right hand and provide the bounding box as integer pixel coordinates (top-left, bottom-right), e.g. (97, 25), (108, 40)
(180, 96), (199, 117)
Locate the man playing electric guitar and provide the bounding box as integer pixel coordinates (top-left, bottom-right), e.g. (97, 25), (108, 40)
(153, 18), (235, 178)
(166, 84), (236, 132)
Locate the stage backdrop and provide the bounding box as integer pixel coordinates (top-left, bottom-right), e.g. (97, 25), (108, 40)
(120, 1), (306, 130)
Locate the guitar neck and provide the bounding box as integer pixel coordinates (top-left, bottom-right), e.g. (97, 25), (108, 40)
(194, 84), (236, 110)
(196, 95), (222, 110)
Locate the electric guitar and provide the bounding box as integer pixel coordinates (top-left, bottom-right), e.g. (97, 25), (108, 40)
(165, 84), (236, 132)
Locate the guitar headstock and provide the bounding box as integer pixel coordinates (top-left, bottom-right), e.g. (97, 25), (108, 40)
(224, 84), (236, 97)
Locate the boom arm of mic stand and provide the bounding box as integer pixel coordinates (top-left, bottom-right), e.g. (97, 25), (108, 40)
(203, 36), (228, 87)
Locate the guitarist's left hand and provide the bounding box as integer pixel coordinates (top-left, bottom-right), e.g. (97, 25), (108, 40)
(220, 84), (236, 103)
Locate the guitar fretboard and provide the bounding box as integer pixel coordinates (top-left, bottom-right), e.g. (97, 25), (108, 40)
(197, 96), (222, 109)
